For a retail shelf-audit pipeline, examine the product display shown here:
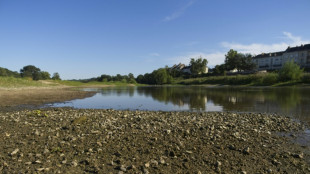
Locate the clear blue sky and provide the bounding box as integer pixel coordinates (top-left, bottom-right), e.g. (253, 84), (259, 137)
(1, 0), (310, 79)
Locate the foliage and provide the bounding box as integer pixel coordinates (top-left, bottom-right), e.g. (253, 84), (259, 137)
(52, 72), (61, 80)
(20, 65), (41, 80)
(213, 64), (226, 75)
(0, 67), (20, 77)
(278, 61), (304, 81)
(189, 57), (208, 75)
(40, 71), (51, 80)
(224, 49), (256, 72)
(302, 73), (310, 83)
(261, 73), (278, 85)
(175, 72), (306, 86)
(27, 110), (48, 117)
(136, 68), (172, 85)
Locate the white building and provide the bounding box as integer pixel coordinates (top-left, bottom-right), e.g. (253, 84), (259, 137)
(253, 44), (310, 71)
(170, 63), (208, 74)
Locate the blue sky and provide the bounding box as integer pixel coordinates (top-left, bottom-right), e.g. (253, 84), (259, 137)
(1, 0), (310, 79)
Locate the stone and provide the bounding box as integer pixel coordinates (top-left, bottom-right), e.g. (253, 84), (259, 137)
(293, 153), (303, 159)
(72, 161), (78, 167)
(243, 147), (250, 155)
(145, 162), (150, 168)
(10, 148), (19, 156)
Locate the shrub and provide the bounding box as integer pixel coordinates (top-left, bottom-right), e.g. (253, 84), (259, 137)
(278, 61), (303, 81)
(262, 73), (278, 85)
(302, 73), (310, 83)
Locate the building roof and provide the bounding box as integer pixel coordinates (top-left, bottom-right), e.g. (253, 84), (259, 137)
(253, 43), (310, 59)
(285, 44), (310, 52)
(253, 51), (284, 59)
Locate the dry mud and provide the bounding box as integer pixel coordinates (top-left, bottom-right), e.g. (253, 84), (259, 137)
(0, 108), (309, 173)
(0, 88), (95, 109)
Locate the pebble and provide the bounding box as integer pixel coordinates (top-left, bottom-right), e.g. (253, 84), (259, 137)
(243, 147), (250, 155)
(10, 148), (19, 156)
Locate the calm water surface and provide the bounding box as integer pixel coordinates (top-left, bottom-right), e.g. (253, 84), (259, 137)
(52, 86), (310, 123)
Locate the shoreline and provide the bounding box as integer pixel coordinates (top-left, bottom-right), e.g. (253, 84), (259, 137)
(0, 87), (96, 109)
(0, 108), (309, 173)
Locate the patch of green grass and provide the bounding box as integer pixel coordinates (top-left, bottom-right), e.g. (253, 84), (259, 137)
(27, 110), (48, 117)
(175, 73), (310, 86)
(0, 76), (47, 88)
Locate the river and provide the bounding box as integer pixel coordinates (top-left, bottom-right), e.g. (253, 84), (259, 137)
(52, 86), (310, 123)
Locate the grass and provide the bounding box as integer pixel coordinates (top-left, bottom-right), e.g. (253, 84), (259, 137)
(0, 76), (48, 88)
(174, 73), (310, 86)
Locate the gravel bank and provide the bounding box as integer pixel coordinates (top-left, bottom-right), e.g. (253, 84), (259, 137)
(0, 108), (309, 173)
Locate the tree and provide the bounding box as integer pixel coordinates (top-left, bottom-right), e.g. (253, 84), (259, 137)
(136, 74), (145, 83)
(153, 69), (168, 85)
(224, 49), (241, 71)
(213, 64), (226, 75)
(240, 53), (256, 71)
(52, 72), (61, 80)
(225, 49), (256, 72)
(190, 57), (208, 75)
(20, 65), (41, 80)
(278, 61), (303, 81)
(40, 71), (51, 80)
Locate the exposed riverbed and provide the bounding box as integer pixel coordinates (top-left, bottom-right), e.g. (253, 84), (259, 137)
(0, 108), (309, 173)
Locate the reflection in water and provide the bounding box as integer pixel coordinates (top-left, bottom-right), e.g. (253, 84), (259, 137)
(57, 86), (310, 123)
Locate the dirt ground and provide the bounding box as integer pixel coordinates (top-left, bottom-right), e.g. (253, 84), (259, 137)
(0, 87), (95, 108)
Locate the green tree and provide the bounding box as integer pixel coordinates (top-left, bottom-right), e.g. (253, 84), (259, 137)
(278, 61), (304, 81)
(153, 68), (172, 85)
(240, 53), (256, 71)
(20, 65), (41, 80)
(40, 71), (51, 80)
(190, 57), (208, 75)
(225, 50), (256, 72)
(52, 72), (61, 80)
(213, 64), (226, 75)
(224, 49), (241, 71)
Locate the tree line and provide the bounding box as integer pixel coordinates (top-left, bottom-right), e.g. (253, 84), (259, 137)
(0, 65), (61, 80)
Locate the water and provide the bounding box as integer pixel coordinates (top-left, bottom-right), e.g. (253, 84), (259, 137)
(52, 86), (310, 123)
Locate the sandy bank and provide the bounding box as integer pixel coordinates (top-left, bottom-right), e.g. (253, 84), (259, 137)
(0, 88), (95, 108)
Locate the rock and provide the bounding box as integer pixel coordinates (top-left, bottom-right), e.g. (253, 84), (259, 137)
(72, 161), (78, 167)
(243, 147), (250, 155)
(165, 129), (171, 134)
(159, 157), (166, 164)
(120, 165), (127, 172)
(216, 161), (221, 167)
(36, 168), (45, 171)
(293, 153), (303, 159)
(10, 148), (19, 156)
(43, 149), (50, 154)
(228, 145), (236, 150)
(145, 162), (150, 168)
(25, 162), (32, 165)
(97, 142), (102, 147)
(34, 160), (42, 164)
(186, 150), (193, 154)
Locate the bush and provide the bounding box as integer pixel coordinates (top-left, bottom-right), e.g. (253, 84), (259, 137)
(278, 61), (303, 81)
(262, 73), (278, 85)
(302, 73), (310, 83)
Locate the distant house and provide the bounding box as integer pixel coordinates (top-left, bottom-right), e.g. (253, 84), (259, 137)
(170, 63), (208, 74)
(253, 44), (310, 71)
